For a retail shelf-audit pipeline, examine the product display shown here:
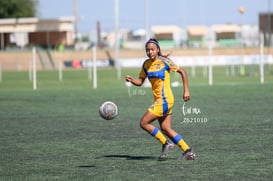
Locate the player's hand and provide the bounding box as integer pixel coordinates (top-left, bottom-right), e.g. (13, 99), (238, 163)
(125, 75), (133, 82)
(183, 91), (190, 102)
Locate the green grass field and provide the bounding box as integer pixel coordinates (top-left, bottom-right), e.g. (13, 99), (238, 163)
(0, 66), (273, 180)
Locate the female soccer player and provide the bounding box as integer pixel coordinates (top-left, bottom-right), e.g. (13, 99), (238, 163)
(125, 38), (196, 160)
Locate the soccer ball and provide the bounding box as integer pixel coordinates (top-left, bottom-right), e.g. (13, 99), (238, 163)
(99, 101), (118, 120)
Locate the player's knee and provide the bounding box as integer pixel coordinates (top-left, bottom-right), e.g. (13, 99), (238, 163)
(139, 120), (146, 129)
(140, 118), (152, 130)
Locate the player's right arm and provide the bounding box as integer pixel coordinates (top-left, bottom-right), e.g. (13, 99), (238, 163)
(125, 61), (147, 86)
(125, 75), (145, 86)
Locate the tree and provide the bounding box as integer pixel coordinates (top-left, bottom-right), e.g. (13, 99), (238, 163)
(0, 0), (38, 18)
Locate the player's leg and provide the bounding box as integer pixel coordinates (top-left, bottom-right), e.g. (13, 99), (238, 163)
(140, 111), (167, 145)
(157, 115), (175, 158)
(159, 114), (191, 150)
(159, 115), (196, 160)
(158, 115), (177, 137)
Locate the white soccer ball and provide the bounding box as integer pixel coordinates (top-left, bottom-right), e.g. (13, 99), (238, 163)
(99, 101), (118, 120)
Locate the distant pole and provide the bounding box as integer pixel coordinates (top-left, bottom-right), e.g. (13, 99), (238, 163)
(260, 33), (265, 84)
(239, 6), (245, 76)
(267, 0), (271, 52)
(96, 21), (101, 48)
(93, 46), (97, 89)
(208, 42), (213, 86)
(58, 61), (63, 81)
(74, 0), (79, 42)
(144, 0), (149, 40)
(32, 47), (37, 90)
(207, 30), (213, 86)
(114, 0), (121, 80)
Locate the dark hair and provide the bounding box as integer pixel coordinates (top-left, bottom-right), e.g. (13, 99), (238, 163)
(145, 38), (170, 58)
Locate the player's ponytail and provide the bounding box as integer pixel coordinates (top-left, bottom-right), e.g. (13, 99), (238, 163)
(145, 38), (171, 58)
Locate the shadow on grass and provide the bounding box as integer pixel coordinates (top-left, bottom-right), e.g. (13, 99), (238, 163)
(104, 154), (157, 160)
(77, 165), (96, 168)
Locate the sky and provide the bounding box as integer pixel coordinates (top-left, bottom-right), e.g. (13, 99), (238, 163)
(38, 0), (272, 34)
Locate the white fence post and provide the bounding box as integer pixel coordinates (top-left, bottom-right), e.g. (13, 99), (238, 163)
(32, 47), (37, 90)
(260, 33), (264, 84)
(59, 61), (63, 81)
(93, 46), (97, 89)
(208, 42), (213, 86)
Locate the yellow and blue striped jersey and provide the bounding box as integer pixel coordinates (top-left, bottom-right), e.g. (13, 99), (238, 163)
(139, 56), (179, 103)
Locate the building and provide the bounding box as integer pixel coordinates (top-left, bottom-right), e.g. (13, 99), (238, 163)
(187, 26), (208, 48)
(150, 25), (182, 48)
(211, 24), (241, 47)
(0, 17), (74, 50)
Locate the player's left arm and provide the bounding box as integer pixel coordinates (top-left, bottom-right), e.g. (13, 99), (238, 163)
(176, 67), (190, 102)
(166, 57), (190, 102)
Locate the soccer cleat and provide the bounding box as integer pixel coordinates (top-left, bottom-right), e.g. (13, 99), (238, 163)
(159, 141), (175, 159)
(181, 149), (196, 160)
